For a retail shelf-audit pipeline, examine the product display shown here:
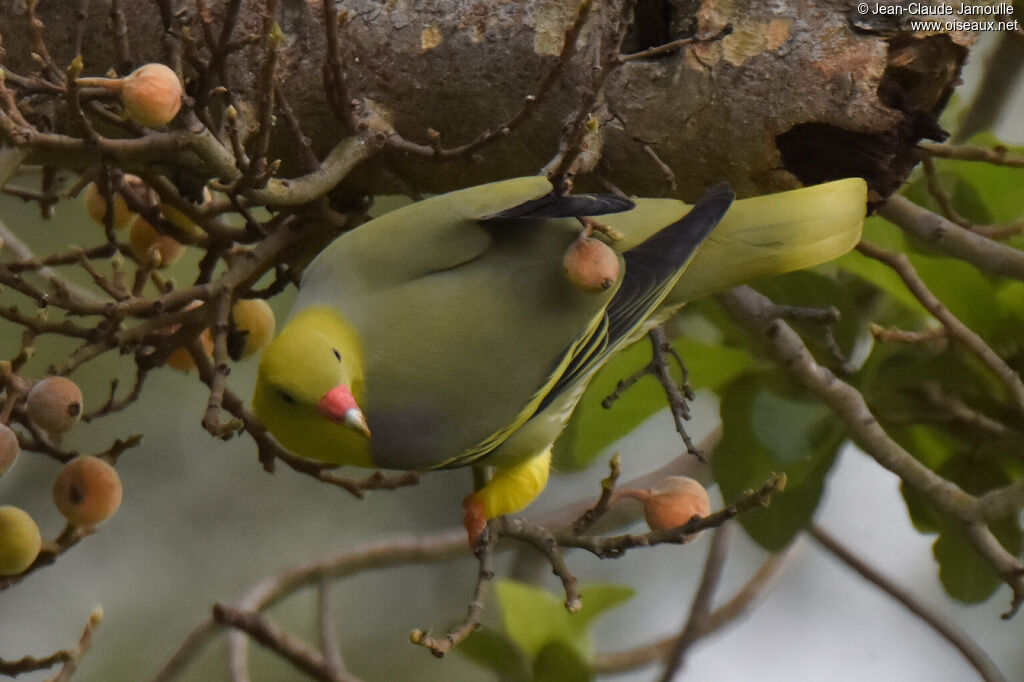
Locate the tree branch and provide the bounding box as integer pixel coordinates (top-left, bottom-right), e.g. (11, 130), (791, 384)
(593, 542), (798, 674)
(880, 195), (1024, 281)
(658, 523), (733, 682)
(809, 524), (1008, 682)
(213, 604), (360, 682)
(856, 240), (1024, 417)
(717, 286), (1024, 613)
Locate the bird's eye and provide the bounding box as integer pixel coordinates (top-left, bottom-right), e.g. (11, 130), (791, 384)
(277, 389), (297, 405)
(332, 348), (341, 362)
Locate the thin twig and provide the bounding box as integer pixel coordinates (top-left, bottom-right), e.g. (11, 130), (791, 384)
(856, 241), (1024, 418)
(410, 528), (497, 657)
(770, 303), (852, 372)
(658, 523), (733, 682)
(0, 607), (102, 678)
(0, 524), (96, 592)
(321, 0), (354, 126)
(110, 0), (132, 70)
(593, 543), (797, 673)
(23, 1), (61, 84)
(500, 473), (785, 560)
(920, 156), (972, 227)
(380, 0), (596, 161)
(495, 517), (581, 612)
(213, 604), (359, 682)
(918, 382), (1020, 445)
(648, 327), (703, 460)
(248, 0), (283, 176)
(314, 469), (422, 498)
(920, 141), (1024, 168)
(316, 580), (345, 676)
(200, 292), (237, 439)
(572, 453), (621, 534)
(219, 531), (468, 682)
(546, 0), (637, 191)
(149, 614), (219, 682)
(155, 440), (721, 680)
(809, 524), (1007, 682)
(642, 144), (677, 194)
(0, 306), (94, 340)
(274, 84), (320, 172)
(0, 217), (107, 307)
(45, 607), (104, 682)
(619, 24), (732, 61)
(870, 324), (947, 345)
(83, 365), (150, 421)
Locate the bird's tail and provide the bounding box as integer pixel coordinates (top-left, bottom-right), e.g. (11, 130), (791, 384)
(666, 177), (867, 304)
(598, 178), (867, 306)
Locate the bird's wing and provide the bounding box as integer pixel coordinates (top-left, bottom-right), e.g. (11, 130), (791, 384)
(437, 183), (734, 469)
(300, 176), (554, 295)
(344, 188), (636, 470)
(483, 192), (635, 219)
(534, 183), (735, 414)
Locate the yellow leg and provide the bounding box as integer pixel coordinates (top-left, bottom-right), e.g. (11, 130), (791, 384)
(463, 449), (552, 545)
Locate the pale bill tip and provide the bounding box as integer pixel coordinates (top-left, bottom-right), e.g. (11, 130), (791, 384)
(344, 407), (371, 438)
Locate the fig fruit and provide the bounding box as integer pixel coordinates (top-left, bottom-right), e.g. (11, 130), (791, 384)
(25, 376), (83, 435)
(52, 456), (123, 527)
(563, 235), (620, 293)
(619, 476), (711, 539)
(120, 63), (183, 128)
(0, 505), (42, 576)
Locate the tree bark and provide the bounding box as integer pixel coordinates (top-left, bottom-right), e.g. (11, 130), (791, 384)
(0, 0), (974, 199)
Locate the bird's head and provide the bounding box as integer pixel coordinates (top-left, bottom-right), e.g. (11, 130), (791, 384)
(253, 306), (372, 467)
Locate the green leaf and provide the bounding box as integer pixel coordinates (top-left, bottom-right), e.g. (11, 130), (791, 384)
(837, 217), (926, 314)
(860, 344), (1010, 434)
(896, 426), (958, 535)
(570, 584), (635, 632)
(495, 580), (575, 660)
(995, 280), (1024, 330)
(933, 503), (1020, 605)
(909, 254), (1008, 341)
(532, 641), (593, 682)
(552, 340), (666, 471)
(947, 133), (1024, 224)
(494, 581), (634, 663)
(459, 629), (531, 682)
(937, 90), (965, 133)
(673, 337), (755, 393)
(903, 453), (1023, 603)
(935, 457), (1023, 603)
(750, 388), (835, 475)
(553, 333), (753, 471)
(840, 214), (1017, 344)
(933, 527), (1002, 604)
(713, 372), (845, 550)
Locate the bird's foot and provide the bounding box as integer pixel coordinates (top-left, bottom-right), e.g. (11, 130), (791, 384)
(462, 494), (487, 550)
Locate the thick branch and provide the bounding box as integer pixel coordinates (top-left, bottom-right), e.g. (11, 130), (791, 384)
(0, 0), (971, 197)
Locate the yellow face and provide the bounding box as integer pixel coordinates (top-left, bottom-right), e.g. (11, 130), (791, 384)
(252, 307), (372, 467)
